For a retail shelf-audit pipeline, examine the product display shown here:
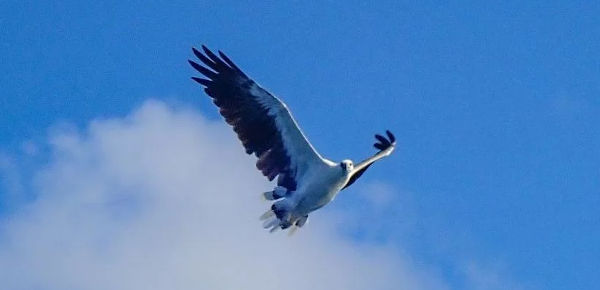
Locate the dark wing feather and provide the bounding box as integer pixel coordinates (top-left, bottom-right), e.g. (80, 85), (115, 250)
(189, 45), (324, 191)
(342, 164), (373, 190)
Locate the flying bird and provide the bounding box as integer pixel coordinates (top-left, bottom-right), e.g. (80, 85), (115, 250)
(189, 46), (396, 233)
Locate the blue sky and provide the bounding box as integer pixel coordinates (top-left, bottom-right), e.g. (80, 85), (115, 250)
(1, 1), (599, 289)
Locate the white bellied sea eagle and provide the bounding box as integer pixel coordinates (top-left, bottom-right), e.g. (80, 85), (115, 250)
(189, 46), (396, 233)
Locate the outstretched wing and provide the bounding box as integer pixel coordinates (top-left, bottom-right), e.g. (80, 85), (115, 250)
(342, 130), (396, 190)
(189, 46), (326, 191)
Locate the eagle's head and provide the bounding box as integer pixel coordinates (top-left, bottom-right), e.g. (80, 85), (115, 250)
(340, 159), (354, 173)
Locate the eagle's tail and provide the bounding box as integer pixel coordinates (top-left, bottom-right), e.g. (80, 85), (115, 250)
(287, 225), (298, 236)
(259, 209), (274, 221)
(285, 216), (308, 236)
(260, 199), (293, 232)
(261, 186), (287, 201)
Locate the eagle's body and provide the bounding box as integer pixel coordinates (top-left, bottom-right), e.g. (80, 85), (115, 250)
(285, 160), (347, 216)
(189, 46), (396, 232)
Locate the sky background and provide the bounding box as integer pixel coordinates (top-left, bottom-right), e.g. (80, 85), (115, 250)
(1, 1), (599, 289)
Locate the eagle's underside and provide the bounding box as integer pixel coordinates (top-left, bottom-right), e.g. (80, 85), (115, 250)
(261, 159), (350, 232)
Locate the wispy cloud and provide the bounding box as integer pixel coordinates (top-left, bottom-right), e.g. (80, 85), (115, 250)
(0, 100), (448, 290)
(462, 260), (529, 290)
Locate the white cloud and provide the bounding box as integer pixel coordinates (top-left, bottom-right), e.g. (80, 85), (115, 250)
(0, 100), (448, 290)
(0, 153), (23, 203)
(462, 260), (528, 290)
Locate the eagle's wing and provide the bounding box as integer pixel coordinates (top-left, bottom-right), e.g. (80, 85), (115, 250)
(189, 46), (327, 191)
(342, 130), (396, 190)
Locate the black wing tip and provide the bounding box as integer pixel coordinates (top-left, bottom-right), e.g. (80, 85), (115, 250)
(192, 47), (205, 60)
(218, 50), (240, 70)
(191, 45), (214, 58)
(188, 59), (218, 79)
(191, 44), (247, 78)
(385, 130), (396, 144)
(191, 77), (211, 86)
(373, 130), (396, 151)
(374, 143), (386, 150)
(201, 45), (219, 59)
(200, 45), (224, 66)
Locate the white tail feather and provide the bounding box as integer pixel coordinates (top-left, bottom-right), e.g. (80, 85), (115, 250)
(269, 224), (281, 233)
(287, 225), (298, 236)
(262, 217), (279, 229)
(259, 210), (274, 221)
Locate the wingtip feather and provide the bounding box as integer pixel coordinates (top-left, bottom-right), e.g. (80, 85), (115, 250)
(218, 50), (238, 69)
(188, 60), (217, 78)
(202, 45), (220, 62)
(374, 134), (388, 145)
(386, 130), (396, 144)
(191, 77), (211, 86)
(192, 47), (203, 59)
(374, 143), (386, 150)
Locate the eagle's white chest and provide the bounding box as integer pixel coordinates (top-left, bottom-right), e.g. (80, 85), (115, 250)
(293, 164), (350, 214)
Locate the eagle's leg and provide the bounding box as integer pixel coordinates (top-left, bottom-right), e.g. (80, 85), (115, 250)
(295, 215), (308, 227)
(261, 198), (295, 232)
(262, 186), (288, 201)
(287, 215), (308, 236)
(271, 201), (291, 221)
(259, 189), (290, 221)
